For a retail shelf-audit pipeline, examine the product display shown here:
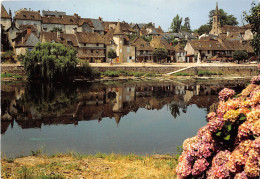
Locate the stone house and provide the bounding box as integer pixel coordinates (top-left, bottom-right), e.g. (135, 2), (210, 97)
(131, 37), (154, 62)
(150, 36), (175, 62)
(184, 37), (254, 63)
(104, 22), (135, 63)
(42, 14), (79, 34)
(13, 26), (40, 55)
(78, 18), (94, 32)
(1, 4), (12, 31)
(174, 43), (186, 63)
(75, 31), (106, 62)
(103, 21), (134, 35)
(40, 31), (78, 50)
(14, 8), (42, 32)
(90, 19), (104, 35)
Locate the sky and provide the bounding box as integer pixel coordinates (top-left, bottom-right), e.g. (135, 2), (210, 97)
(2, 0), (258, 31)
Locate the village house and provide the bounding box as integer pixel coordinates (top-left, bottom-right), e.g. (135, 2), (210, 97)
(184, 38), (254, 63)
(13, 26), (40, 55)
(104, 22), (135, 63)
(150, 36), (175, 62)
(103, 21), (135, 35)
(174, 43), (186, 63)
(14, 8), (42, 32)
(78, 18), (94, 32)
(131, 37), (154, 62)
(75, 31), (106, 62)
(40, 31), (78, 50)
(90, 18), (105, 35)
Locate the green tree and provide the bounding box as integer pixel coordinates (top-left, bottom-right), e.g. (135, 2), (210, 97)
(170, 14), (182, 33)
(144, 22), (155, 29)
(152, 47), (168, 63)
(233, 50), (248, 64)
(208, 9), (238, 26)
(197, 24), (211, 35)
(182, 17), (191, 31)
(22, 42), (78, 81)
(108, 48), (117, 60)
(244, 2), (260, 57)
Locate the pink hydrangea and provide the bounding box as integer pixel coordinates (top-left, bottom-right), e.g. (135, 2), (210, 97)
(192, 158), (209, 176)
(207, 112), (216, 121)
(251, 75), (260, 85)
(219, 88), (236, 101)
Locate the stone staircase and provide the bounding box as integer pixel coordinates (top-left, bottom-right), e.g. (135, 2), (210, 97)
(165, 66), (193, 75)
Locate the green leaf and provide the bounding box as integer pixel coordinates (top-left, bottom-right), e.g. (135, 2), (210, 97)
(224, 135), (230, 141)
(216, 131), (222, 136)
(239, 113), (246, 121)
(227, 124), (232, 132)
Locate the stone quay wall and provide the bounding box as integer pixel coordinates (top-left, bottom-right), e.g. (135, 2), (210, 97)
(1, 65), (258, 76)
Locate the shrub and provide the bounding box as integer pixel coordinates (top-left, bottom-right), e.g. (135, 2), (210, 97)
(103, 71), (119, 77)
(133, 72), (145, 77)
(175, 75), (260, 178)
(144, 72), (157, 77)
(198, 71), (218, 76)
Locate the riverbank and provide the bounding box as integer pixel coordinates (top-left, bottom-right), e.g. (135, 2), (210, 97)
(1, 153), (178, 178)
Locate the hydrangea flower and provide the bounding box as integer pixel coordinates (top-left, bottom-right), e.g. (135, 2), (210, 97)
(218, 88), (235, 101)
(251, 75), (260, 85)
(192, 158), (209, 176)
(207, 112), (216, 121)
(223, 109), (240, 122)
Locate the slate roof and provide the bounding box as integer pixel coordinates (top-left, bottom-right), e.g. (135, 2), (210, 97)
(75, 32), (104, 44)
(14, 9), (41, 21)
(103, 21), (134, 32)
(90, 19), (104, 31)
(175, 43), (185, 53)
(14, 31), (40, 47)
(40, 31), (78, 47)
(1, 4), (11, 19)
(103, 29), (130, 45)
(42, 15), (78, 25)
(155, 26), (164, 34)
(220, 25), (246, 34)
(140, 29), (148, 36)
(42, 10), (66, 17)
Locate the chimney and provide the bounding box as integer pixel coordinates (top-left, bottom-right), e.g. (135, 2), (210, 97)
(57, 31), (61, 39)
(99, 17), (103, 22)
(27, 27), (31, 34)
(9, 9), (12, 17)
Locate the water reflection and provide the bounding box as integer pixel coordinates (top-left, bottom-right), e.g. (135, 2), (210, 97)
(1, 79), (247, 134)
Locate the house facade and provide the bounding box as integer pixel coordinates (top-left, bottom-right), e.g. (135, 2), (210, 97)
(1, 4), (12, 31)
(132, 37), (154, 62)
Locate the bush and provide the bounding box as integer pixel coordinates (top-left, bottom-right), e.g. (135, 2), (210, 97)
(2, 50), (15, 58)
(198, 71), (219, 76)
(77, 62), (100, 79)
(175, 75), (260, 178)
(103, 71), (119, 77)
(144, 72), (157, 77)
(133, 72), (145, 77)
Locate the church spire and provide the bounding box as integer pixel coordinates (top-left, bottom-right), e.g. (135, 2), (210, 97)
(215, 2), (219, 16)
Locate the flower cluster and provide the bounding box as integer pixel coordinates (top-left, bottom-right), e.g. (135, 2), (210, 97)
(218, 88), (235, 101)
(176, 77), (260, 178)
(251, 75), (260, 85)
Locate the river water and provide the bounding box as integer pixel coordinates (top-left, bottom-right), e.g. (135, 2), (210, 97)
(1, 79), (248, 158)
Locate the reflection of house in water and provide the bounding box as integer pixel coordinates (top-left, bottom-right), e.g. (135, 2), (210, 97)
(1, 80), (248, 133)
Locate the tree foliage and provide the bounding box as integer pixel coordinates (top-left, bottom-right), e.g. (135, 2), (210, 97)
(244, 2), (260, 56)
(233, 50), (248, 63)
(22, 42), (78, 81)
(107, 48), (117, 59)
(208, 9), (238, 26)
(170, 14), (183, 33)
(152, 47), (168, 63)
(197, 24), (211, 35)
(50, 27), (63, 32)
(144, 22), (155, 29)
(182, 17), (191, 31)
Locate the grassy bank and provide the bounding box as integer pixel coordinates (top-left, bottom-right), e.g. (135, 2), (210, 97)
(1, 153), (178, 178)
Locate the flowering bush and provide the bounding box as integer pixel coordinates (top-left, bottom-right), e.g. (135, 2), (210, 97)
(175, 75), (260, 178)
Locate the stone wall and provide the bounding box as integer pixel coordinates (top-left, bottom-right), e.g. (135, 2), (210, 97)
(1, 65), (258, 76)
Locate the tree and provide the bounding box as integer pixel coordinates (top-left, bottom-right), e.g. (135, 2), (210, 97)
(152, 47), (168, 63)
(244, 2), (260, 57)
(197, 24), (211, 35)
(144, 22), (155, 29)
(170, 14), (182, 33)
(182, 17), (191, 31)
(22, 42), (78, 81)
(208, 9), (238, 26)
(107, 48), (117, 60)
(233, 50), (248, 63)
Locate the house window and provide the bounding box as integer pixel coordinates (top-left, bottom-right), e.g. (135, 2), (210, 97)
(70, 19), (73, 22)
(129, 56), (132, 59)
(23, 15), (26, 18)
(67, 41), (73, 45)
(84, 43), (86, 46)
(91, 50), (93, 53)
(96, 50), (98, 53)
(96, 43), (99, 46)
(208, 50), (210, 54)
